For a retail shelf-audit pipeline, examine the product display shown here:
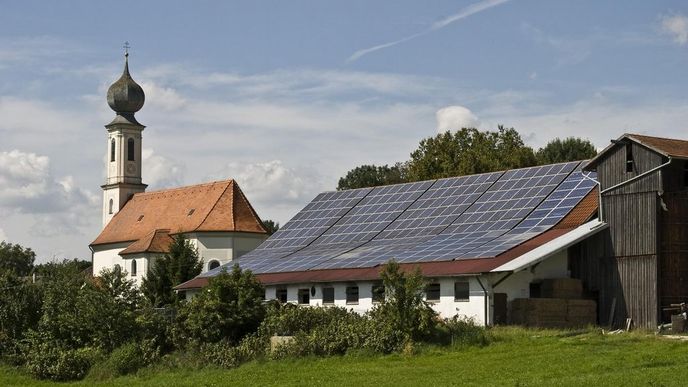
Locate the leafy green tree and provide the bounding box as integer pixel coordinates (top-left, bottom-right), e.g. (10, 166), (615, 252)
(0, 271), (42, 358)
(177, 265), (265, 344)
(372, 260), (436, 342)
(141, 235), (203, 307)
(337, 162), (408, 190)
(536, 137), (597, 164)
(407, 126), (537, 181)
(261, 219), (280, 235)
(34, 259), (91, 277)
(0, 241), (36, 277)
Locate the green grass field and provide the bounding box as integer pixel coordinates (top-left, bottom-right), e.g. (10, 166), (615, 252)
(3, 328), (688, 386)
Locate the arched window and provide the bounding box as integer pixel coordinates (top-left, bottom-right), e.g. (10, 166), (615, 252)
(108, 199), (114, 214)
(208, 260), (220, 271)
(131, 260), (137, 276)
(127, 138), (135, 161)
(110, 138), (116, 162)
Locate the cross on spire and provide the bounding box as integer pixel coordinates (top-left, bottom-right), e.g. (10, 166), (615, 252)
(123, 41), (130, 57)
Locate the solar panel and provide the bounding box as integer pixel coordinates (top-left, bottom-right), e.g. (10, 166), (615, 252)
(220, 161), (597, 276)
(309, 172), (502, 270)
(394, 162), (579, 263)
(464, 167), (597, 257)
(258, 187), (371, 250)
(312, 180), (434, 244)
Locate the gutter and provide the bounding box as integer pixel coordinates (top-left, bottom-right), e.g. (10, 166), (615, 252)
(601, 157), (672, 195)
(88, 245), (95, 277)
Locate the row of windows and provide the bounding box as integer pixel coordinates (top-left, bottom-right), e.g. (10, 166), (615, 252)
(275, 281), (470, 305)
(110, 138), (136, 162)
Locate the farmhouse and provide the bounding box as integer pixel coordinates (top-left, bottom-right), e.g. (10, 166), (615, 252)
(178, 134), (688, 329)
(90, 53), (269, 285)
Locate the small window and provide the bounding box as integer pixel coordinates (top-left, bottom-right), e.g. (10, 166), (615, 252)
(110, 138), (116, 162)
(208, 260), (220, 271)
(625, 143), (634, 173)
(322, 287), (335, 304)
(298, 288), (310, 305)
(346, 286), (359, 304)
(426, 283), (441, 302)
(372, 283), (385, 303)
(454, 281), (470, 302)
(127, 138), (135, 161)
(276, 288), (288, 303)
(108, 199), (114, 214)
(684, 161), (688, 189)
(131, 260), (137, 276)
(261, 290), (266, 301)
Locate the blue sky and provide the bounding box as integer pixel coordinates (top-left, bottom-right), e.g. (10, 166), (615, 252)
(2, 0), (688, 261)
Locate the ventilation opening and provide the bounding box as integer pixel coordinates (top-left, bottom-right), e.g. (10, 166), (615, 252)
(625, 142), (634, 173)
(187, 209), (195, 216)
(137, 215), (144, 222)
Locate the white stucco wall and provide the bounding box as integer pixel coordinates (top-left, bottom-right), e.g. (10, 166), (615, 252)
(187, 232), (268, 272)
(263, 277), (488, 325)
(93, 243), (160, 286)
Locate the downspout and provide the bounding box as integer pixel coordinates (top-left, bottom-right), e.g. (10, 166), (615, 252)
(582, 172), (603, 220)
(476, 276), (489, 326)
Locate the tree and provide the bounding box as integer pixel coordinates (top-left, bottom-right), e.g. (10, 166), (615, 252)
(0, 241), (36, 277)
(407, 126), (537, 181)
(372, 260), (436, 342)
(141, 235), (203, 307)
(176, 265), (265, 344)
(336, 162), (408, 190)
(261, 219), (280, 235)
(536, 137), (597, 164)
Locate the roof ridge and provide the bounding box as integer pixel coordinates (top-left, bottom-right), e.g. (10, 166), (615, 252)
(133, 179), (234, 197)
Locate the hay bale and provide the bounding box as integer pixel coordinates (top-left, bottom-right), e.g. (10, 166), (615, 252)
(541, 279), (583, 299)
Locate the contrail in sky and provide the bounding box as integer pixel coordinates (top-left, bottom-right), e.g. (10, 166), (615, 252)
(347, 0), (511, 62)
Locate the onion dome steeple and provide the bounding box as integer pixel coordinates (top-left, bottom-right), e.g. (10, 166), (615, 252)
(107, 47), (145, 125)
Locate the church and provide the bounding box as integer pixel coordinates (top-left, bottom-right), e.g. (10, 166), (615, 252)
(90, 53), (269, 285)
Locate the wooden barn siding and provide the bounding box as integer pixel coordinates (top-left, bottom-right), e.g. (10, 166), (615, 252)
(570, 235), (658, 329)
(603, 192), (658, 256)
(571, 143), (665, 329)
(596, 142), (663, 195)
(659, 191), (688, 315)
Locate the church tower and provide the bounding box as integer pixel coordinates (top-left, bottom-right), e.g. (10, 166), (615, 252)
(102, 50), (147, 228)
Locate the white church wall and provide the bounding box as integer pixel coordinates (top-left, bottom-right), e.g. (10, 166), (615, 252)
(186, 232), (268, 273)
(92, 242), (130, 277)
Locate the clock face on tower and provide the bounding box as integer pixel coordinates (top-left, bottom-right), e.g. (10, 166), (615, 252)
(126, 163), (137, 174)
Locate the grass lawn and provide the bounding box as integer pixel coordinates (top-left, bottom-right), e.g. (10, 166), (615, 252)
(3, 327), (688, 386)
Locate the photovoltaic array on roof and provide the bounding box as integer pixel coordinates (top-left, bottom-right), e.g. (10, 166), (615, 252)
(204, 161), (597, 277)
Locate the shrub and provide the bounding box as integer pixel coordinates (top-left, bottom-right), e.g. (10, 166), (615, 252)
(176, 265), (265, 345)
(199, 334), (269, 368)
(23, 339), (99, 381)
(440, 316), (491, 347)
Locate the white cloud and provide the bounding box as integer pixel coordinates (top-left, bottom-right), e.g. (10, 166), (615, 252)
(661, 14), (688, 45)
(142, 148), (186, 190)
(210, 160), (325, 223)
(436, 106), (480, 132)
(138, 81), (187, 111)
(0, 149), (96, 214)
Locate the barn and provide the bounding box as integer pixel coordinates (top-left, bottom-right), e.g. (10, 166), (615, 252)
(177, 133), (688, 329)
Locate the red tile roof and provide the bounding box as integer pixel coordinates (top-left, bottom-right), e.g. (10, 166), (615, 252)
(119, 229), (174, 256)
(92, 179), (267, 246)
